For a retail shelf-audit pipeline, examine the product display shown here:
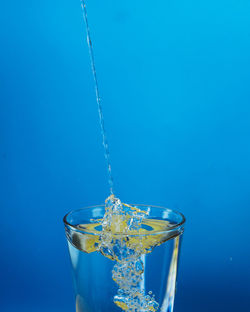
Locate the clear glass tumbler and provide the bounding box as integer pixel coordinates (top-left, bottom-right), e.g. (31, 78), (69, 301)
(64, 205), (185, 312)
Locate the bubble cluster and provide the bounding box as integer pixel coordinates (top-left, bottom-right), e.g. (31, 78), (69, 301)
(98, 195), (159, 312)
(112, 258), (159, 312)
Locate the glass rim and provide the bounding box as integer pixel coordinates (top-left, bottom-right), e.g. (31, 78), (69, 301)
(63, 204), (186, 236)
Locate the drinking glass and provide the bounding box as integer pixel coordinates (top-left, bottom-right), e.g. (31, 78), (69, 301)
(64, 205), (185, 312)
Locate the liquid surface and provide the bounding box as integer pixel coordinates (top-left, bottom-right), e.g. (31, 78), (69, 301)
(73, 218), (176, 256)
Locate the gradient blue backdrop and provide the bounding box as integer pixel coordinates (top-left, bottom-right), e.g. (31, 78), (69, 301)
(1, 0), (250, 311)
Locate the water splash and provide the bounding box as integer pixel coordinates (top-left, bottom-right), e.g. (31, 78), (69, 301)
(80, 0), (114, 194)
(99, 195), (159, 312)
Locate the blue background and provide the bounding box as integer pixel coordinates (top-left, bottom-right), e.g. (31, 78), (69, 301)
(1, 0), (250, 311)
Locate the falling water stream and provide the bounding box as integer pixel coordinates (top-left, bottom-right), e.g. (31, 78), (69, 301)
(81, 0), (114, 195)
